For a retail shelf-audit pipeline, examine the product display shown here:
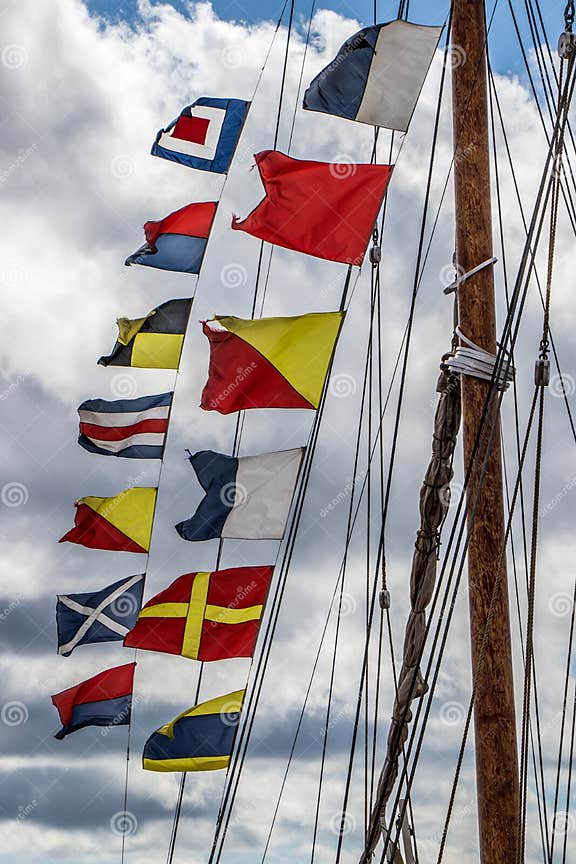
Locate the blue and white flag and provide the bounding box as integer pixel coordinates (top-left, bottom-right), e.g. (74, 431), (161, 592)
(175, 448), (304, 541)
(152, 97), (250, 174)
(303, 20), (443, 133)
(56, 575), (145, 656)
(78, 392), (173, 459)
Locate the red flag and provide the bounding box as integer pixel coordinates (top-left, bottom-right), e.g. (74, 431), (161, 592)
(232, 150), (392, 265)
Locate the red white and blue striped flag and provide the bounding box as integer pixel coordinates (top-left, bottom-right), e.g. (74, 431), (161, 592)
(78, 393), (173, 459)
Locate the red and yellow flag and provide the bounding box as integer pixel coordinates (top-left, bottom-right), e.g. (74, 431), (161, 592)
(59, 488), (157, 553)
(201, 312), (344, 414)
(124, 566), (273, 660)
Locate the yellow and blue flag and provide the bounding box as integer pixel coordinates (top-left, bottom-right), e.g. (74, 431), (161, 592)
(143, 690), (245, 772)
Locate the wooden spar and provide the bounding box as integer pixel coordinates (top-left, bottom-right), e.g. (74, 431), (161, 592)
(451, 2), (520, 862)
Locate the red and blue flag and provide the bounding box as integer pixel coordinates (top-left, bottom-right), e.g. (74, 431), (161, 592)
(125, 202), (217, 274)
(51, 662), (136, 739)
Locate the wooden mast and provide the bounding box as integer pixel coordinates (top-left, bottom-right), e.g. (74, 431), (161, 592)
(451, 2), (520, 862)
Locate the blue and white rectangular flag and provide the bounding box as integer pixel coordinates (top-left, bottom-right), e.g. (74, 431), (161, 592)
(78, 392), (173, 459)
(152, 97), (250, 174)
(175, 448), (304, 541)
(56, 575), (145, 656)
(303, 20), (443, 133)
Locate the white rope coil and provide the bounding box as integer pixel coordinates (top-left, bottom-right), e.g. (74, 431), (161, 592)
(445, 327), (515, 390)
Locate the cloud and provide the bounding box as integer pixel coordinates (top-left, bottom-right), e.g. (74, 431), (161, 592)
(0, 2), (575, 863)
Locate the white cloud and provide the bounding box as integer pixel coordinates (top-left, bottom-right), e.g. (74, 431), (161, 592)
(0, 2), (575, 863)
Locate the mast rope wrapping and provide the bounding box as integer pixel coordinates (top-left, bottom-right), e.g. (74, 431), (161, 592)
(364, 363), (461, 860)
(444, 326), (515, 389)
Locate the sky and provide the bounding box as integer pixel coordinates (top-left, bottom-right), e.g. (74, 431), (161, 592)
(0, 1), (575, 864)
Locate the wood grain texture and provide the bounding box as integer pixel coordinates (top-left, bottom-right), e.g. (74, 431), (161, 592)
(451, 2), (520, 862)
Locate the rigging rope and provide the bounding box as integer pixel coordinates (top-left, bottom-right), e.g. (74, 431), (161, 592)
(518, 43), (569, 864)
(375, 38), (576, 864)
(429, 47), (576, 864)
(435, 386), (540, 864)
(489, 57), (551, 861)
(371, 10), (576, 864)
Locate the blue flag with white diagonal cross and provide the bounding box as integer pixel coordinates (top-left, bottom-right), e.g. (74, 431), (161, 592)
(56, 574), (145, 656)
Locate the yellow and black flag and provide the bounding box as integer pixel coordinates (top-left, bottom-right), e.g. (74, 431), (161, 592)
(98, 298), (191, 370)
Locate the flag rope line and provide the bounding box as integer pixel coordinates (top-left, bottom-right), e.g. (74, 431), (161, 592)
(208, 1), (424, 853)
(98, 1), (291, 858)
(163, 0), (299, 858)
